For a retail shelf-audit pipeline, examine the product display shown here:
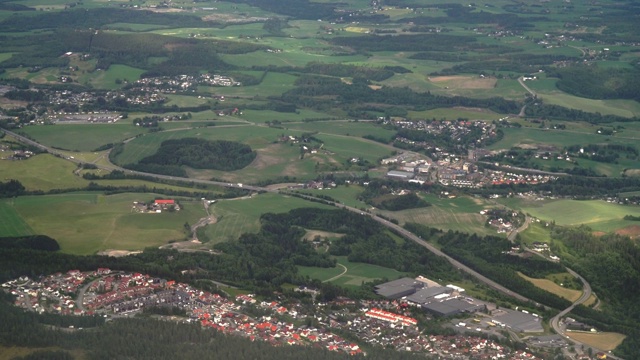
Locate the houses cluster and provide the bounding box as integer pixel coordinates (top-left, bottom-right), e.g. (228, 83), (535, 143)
(2, 269), (547, 358)
(129, 74), (241, 94)
(388, 119), (498, 149)
(3, 149), (34, 160)
(2, 269), (99, 315)
(132, 199), (180, 213)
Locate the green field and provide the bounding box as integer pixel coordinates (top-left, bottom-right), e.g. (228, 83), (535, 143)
(204, 193), (332, 244)
(19, 123), (146, 152)
(112, 125), (393, 182)
(501, 198), (640, 232)
(87, 64), (146, 90)
(0, 200), (34, 237)
(380, 194), (497, 236)
(298, 256), (407, 287)
(0, 153), (226, 195)
(5, 192), (206, 254)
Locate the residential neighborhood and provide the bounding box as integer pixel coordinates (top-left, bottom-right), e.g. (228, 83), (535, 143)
(2, 270), (547, 359)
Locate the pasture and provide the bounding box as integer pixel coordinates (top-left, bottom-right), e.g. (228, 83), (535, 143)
(204, 193), (332, 244)
(6, 192), (206, 254)
(380, 194), (497, 236)
(503, 198), (640, 232)
(298, 256), (407, 287)
(566, 332), (626, 352)
(19, 123), (146, 152)
(113, 125), (393, 183)
(518, 272), (582, 302)
(0, 200), (34, 237)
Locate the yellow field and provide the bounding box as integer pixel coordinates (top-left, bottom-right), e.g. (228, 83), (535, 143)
(583, 294), (597, 307)
(518, 272), (582, 302)
(566, 332), (626, 351)
(429, 75), (497, 89)
(0, 346), (85, 359)
(345, 26), (370, 33)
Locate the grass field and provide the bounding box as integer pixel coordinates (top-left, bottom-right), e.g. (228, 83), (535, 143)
(500, 198), (640, 232)
(19, 123), (146, 151)
(7, 192), (206, 254)
(0, 200), (35, 237)
(566, 332), (626, 351)
(381, 193), (497, 236)
(298, 256), (407, 287)
(204, 193), (332, 244)
(518, 272), (582, 302)
(488, 127), (640, 150)
(113, 125), (393, 183)
(87, 64), (146, 90)
(0, 153), (225, 195)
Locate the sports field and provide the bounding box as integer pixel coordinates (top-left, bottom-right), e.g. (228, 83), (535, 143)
(566, 332), (626, 351)
(6, 193), (206, 254)
(204, 193), (332, 244)
(298, 256), (407, 287)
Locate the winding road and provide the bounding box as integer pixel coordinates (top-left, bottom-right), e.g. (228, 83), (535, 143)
(3, 127), (623, 358)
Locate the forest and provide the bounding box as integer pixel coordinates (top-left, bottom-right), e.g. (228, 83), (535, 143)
(357, 180), (431, 211)
(548, 65), (640, 102)
(550, 227), (640, 358)
(131, 138), (256, 175)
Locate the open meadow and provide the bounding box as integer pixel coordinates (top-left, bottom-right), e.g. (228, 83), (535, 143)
(113, 124), (393, 183)
(5, 192), (206, 254)
(566, 332), (626, 352)
(19, 123), (146, 152)
(203, 193), (332, 245)
(298, 256), (407, 287)
(499, 198), (640, 233)
(518, 272), (582, 303)
(379, 193), (497, 236)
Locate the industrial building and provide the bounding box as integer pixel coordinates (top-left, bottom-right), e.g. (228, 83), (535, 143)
(374, 278), (424, 299)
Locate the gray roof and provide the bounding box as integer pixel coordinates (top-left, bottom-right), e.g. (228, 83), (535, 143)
(492, 310), (543, 333)
(405, 287), (452, 305)
(375, 277), (424, 299)
(387, 170), (415, 179)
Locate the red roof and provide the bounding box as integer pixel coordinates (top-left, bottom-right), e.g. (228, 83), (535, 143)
(155, 199), (175, 204)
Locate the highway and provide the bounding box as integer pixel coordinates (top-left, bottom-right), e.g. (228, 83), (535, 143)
(4, 127), (623, 357)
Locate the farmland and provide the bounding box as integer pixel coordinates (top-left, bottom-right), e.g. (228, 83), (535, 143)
(203, 193), (332, 245)
(5, 192), (206, 255)
(499, 198), (640, 232)
(566, 332), (626, 352)
(518, 272), (582, 303)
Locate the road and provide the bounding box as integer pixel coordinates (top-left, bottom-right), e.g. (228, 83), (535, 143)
(5, 127), (544, 306)
(11, 127), (626, 350)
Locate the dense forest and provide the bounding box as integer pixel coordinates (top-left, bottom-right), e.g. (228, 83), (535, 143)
(129, 138), (256, 176)
(550, 227), (640, 359)
(548, 65), (640, 102)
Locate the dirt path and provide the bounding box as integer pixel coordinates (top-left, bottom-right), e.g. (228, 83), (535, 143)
(323, 264), (347, 283)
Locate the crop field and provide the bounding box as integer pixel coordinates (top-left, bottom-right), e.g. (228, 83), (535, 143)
(381, 194), (497, 236)
(487, 127), (639, 150)
(502, 198), (640, 232)
(518, 272), (582, 302)
(408, 107), (499, 121)
(113, 125), (393, 182)
(300, 185), (368, 209)
(239, 109), (335, 124)
(6, 192), (206, 254)
(286, 121), (396, 141)
(0, 154), (87, 191)
(566, 332), (626, 352)
(298, 256), (407, 287)
(19, 123), (146, 151)
(0, 200), (34, 237)
(87, 64), (146, 90)
(204, 193), (332, 244)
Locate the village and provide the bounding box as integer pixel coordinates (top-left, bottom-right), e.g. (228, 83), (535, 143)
(2, 269), (550, 359)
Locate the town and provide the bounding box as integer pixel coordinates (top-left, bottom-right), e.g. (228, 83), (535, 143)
(3, 269), (553, 359)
